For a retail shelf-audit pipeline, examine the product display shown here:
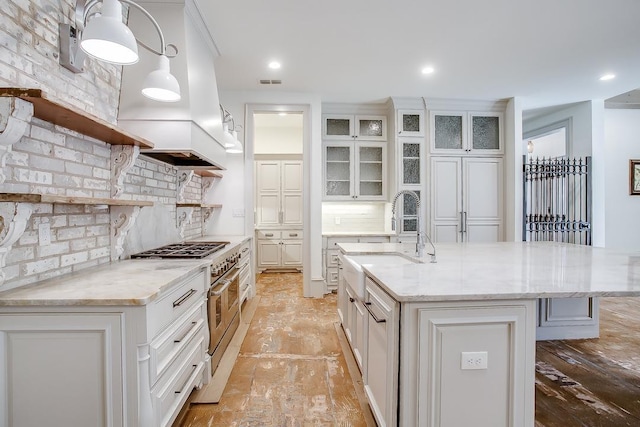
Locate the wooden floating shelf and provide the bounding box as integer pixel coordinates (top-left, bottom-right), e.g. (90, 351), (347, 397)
(0, 88), (154, 149)
(194, 170), (223, 178)
(0, 193), (154, 207)
(176, 203), (222, 208)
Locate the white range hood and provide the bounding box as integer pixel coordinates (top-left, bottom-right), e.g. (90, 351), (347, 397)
(117, 0), (227, 170)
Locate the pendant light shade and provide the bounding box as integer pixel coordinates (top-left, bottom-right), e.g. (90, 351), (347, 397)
(80, 0), (139, 65)
(141, 54), (181, 102)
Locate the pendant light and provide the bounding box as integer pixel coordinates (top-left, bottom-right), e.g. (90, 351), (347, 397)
(60, 0), (180, 102)
(80, 0), (139, 65)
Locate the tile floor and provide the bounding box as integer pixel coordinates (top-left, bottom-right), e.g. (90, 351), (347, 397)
(178, 273), (369, 426)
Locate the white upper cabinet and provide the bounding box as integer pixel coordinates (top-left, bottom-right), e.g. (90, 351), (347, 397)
(430, 111), (503, 155)
(324, 142), (387, 201)
(397, 109), (425, 137)
(323, 114), (387, 141)
(255, 160), (303, 228)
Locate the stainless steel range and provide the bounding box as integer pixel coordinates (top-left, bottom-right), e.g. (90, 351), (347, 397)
(130, 241), (241, 373)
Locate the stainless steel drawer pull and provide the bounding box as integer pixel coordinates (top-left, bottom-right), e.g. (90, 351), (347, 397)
(242, 248), (249, 253)
(289, 233), (298, 237)
(175, 365), (198, 394)
(173, 289), (197, 308)
(364, 302), (386, 323)
(174, 321), (197, 343)
(265, 233), (274, 237)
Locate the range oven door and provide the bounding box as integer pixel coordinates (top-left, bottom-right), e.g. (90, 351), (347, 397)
(207, 265), (241, 355)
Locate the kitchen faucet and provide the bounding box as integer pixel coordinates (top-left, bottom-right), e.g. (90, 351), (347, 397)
(391, 190), (437, 263)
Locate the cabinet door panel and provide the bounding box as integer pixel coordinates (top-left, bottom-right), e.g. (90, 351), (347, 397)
(431, 158), (462, 222)
(464, 158), (503, 221)
(281, 161), (303, 192)
(282, 240), (303, 266)
(281, 193), (303, 226)
(256, 193), (280, 227)
(356, 115), (387, 141)
(323, 115), (354, 140)
(433, 223), (461, 243)
(255, 161), (280, 193)
(257, 241), (281, 267)
(433, 114), (464, 150)
(1, 313), (124, 427)
(466, 223), (501, 242)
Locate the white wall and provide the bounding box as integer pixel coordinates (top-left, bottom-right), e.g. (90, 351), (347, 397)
(604, 109), (640, 251)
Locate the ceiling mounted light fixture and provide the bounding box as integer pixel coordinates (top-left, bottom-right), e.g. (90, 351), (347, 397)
(421, 66), (435, 75)
(599, 73), (616, 81)
(59, 0), (181, 102)
(268, 61), (282, 69)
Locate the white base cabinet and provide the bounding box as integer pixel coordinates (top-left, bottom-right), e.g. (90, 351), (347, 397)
(352, 275), (535, 427)
(0, 267), (209, 427)
(256, 229), (303, 272)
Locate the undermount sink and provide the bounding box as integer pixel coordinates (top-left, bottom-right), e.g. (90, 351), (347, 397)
(341, 254), (414, 300)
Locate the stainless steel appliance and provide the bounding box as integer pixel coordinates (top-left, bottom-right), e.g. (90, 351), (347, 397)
(130, 241), (241, 372)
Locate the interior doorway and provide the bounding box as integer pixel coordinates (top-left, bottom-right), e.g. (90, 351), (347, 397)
(251, 111), (305, 277)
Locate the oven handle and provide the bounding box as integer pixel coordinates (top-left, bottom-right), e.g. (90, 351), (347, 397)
(209, 266), (241, 296)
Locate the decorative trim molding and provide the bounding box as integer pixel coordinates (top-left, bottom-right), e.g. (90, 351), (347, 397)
(0, 97), (34, 184)
(176, 206), (194, 239)
(111, 145), (140, 198)
(0, 202), (34, 285)
(177, 170), (195, 203)
(111, 205), (141, 260)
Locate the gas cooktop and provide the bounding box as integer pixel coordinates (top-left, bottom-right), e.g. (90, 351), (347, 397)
(130, 242), (229, 259)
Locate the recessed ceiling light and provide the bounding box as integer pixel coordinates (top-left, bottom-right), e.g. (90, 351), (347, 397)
(268, 61), (281, 69)
(421, 66), (435, 75)
(599, 73), (615, 81)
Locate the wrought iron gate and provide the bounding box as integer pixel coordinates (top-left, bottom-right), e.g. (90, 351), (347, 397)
(523, 156), (592, 245)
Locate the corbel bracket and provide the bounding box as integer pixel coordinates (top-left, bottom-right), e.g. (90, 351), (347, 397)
(0, 97), (34, 184)
(202, 207), (214, 224)
(0, 203), (34, 285)
(111, 145), (140, 198)
(177, 170), (195, 203)
(111, 205), (141, 260)
(176, 206), (194, 239)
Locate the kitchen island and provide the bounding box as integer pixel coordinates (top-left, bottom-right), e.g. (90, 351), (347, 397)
(337, 241), (640, 427)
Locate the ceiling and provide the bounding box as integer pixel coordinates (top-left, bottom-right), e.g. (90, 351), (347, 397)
(196, 0), (640, 111)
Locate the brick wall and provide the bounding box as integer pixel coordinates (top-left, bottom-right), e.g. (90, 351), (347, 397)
(0, 1), (206, 291)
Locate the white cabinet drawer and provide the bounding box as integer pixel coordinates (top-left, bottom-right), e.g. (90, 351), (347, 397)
(150, 300), (206, 385)
(358, 235), (390, 243)
(326, 236), (360, 248)
(148, 268), (207, 339)
(327, 267), (339, 289)
(282, 230), (303, 240)
(154, 334), (206, 427)
(257, 230), (281, 239)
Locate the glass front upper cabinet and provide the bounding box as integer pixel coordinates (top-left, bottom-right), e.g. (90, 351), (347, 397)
(430, 111), (502, 154)
(324, 144), (353, 198)
(401, 141), (421, 185)
(323, 114), (387, 141)
(397, 109), (425, 137)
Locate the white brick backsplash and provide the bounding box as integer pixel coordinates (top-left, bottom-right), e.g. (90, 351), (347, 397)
(37, 242), (70, 257)
(23, 258), (60, 276)
(71, 238), (97, 251)
(57, 227), (86, 241)
(0, 0), (206, 290)
(54, 146), (82, 162)
(31, 123), (65, 146)
(61, 251), (89, 267)
(15, 168), (53, 184)
(65, 162), (93, 176)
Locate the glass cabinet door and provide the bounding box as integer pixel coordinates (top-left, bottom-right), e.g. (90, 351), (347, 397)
(470, 113), (501, 152)
(398, 110), (424, 137)
(323, 115), (354, 140)
(401, 190), (420, 233)
(357, 145), (384, 197)
(355, 116), (387, 141)
(402, 142), (421, 185)
(432, 113), (464, 151)
(325, 144), (352, 197)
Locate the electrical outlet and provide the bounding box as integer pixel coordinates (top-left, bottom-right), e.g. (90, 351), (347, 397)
(335, 216), (341, 225)
(461, 351), (488, 370)
(38, 222), (51, 246)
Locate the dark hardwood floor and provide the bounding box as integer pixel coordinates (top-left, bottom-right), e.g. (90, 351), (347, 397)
(535, 297), (640, 427)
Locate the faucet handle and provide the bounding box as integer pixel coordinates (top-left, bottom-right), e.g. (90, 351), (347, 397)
(391, 216), (396, 231)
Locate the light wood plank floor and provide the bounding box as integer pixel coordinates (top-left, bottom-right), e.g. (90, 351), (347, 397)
(177, 273), (640, 426)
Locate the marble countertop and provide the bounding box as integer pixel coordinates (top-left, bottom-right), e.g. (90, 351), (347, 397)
(338, 242), (640, 302)
(323, 231), (394, 237)
(0, 234), (252, 307)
